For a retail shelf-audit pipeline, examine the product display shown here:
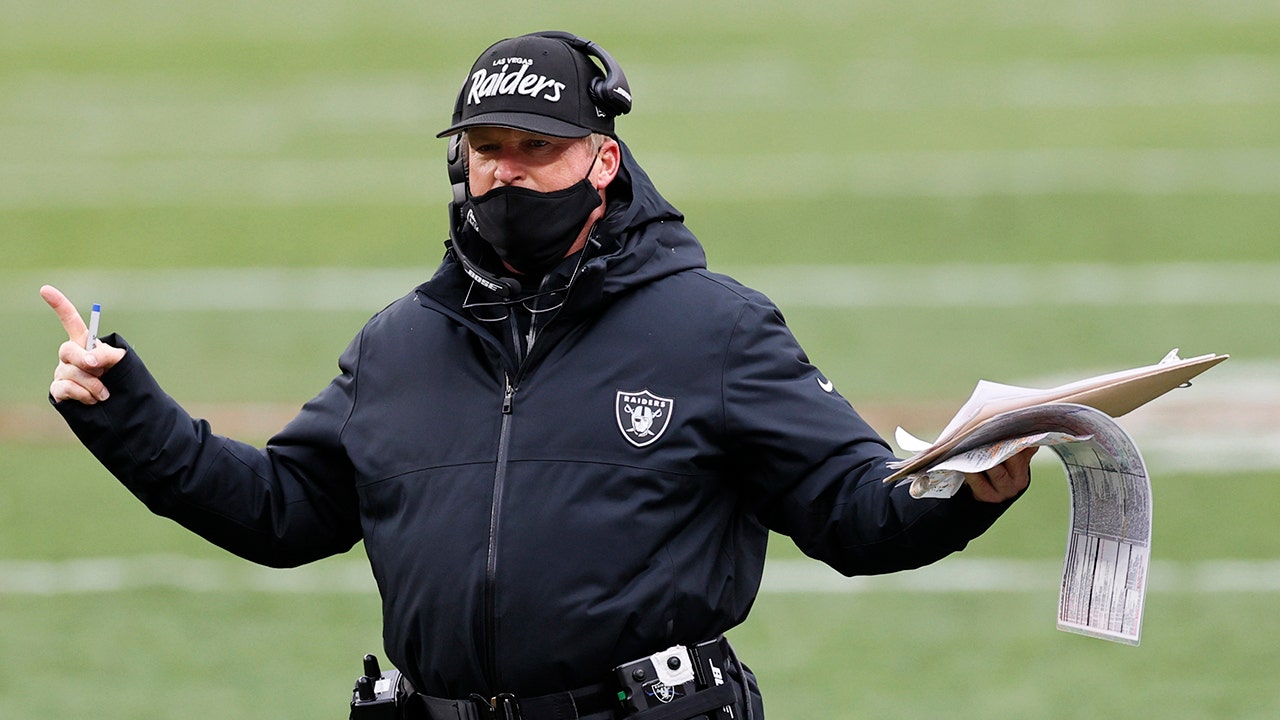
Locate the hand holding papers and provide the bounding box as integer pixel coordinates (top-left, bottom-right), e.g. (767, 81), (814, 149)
(888, 350), (1228, 645)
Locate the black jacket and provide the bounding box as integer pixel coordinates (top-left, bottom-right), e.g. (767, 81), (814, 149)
(56, 141), (1013, 700)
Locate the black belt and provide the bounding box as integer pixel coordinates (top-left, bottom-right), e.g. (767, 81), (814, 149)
(412, 680), (739, 720)
(410, 636), (746, 720)
(412, 682), (618, 720)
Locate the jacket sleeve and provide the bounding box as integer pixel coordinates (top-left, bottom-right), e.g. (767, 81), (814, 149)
(721, 299), (1017, 577)
(52, 332), (364, 568)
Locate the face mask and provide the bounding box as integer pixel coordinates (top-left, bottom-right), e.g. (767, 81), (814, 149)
(464, 177), (602, 276)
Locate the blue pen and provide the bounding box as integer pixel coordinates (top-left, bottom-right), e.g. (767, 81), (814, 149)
(86, 303), (101, 351)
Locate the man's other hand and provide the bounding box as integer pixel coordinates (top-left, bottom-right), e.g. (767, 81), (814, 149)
(964, 447), (1036, 503)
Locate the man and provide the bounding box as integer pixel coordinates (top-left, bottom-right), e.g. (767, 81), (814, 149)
(45, 31), (1031, 720)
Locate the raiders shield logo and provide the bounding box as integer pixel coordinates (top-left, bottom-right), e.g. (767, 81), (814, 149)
(646, 680), (680, 704)
(615, 389), (674, 448)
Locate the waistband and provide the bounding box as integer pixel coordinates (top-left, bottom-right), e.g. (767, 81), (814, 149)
(412, 683), (740, 720)
(411, 682), (617, 720)
(409, 636), (748, 720)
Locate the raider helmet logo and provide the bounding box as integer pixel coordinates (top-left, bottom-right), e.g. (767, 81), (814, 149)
(646, 680), (680, 704)
(616, 389), (674, 448)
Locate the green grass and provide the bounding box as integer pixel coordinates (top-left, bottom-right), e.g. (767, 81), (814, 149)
(2, 0), (1278, 718)
(0, 590), (383, 720)
(7, 585), (1278, 719)
(735, 592), (1280, 720)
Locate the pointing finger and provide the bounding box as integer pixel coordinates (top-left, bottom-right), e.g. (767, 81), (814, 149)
(40, 285), (88, 344)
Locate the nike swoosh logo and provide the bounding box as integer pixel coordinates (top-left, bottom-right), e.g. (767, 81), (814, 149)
(817, 377), (834, 393)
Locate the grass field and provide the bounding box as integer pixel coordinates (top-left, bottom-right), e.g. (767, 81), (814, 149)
(3, 1), (1279, 718)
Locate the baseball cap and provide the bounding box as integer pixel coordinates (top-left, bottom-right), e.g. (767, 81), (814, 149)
(437, 33), (620, 139)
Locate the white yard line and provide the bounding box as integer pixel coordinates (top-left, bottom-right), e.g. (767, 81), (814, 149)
(9, 262), (1280, 312)
(650, 148), (1280, 200)
(2, 556), (1278, 596)
(761, 558), (1280, 594)
(4, 57), (1278, 133)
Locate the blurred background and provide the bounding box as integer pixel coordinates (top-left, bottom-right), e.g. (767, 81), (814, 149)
(2, 1), (1278, 717)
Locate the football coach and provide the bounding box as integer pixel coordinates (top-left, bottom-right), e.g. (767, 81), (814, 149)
(44, 31), (1032, 720)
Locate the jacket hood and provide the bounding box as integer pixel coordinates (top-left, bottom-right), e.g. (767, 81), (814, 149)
(591, 139), (706, 298)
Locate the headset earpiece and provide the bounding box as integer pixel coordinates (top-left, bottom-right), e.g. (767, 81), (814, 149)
(447, 134), (467, 205)
(532, 31), (632, 117)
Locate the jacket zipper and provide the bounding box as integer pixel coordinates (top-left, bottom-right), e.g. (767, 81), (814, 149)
(483, 291), (555, 690)
(484, 369), (516, 690)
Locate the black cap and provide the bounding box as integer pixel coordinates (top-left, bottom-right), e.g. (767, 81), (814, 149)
(437, 33), (624, 139)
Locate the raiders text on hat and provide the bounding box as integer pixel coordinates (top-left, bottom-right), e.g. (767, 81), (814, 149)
(468, 56), (567, 106)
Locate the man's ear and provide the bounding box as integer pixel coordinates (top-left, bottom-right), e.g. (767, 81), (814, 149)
(594, 137), (621, 190)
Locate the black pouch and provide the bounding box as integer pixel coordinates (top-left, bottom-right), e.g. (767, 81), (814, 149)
(613, 639), (745, 720)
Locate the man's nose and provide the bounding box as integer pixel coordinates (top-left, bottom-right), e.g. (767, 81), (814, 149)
(491, 154), (524, 186)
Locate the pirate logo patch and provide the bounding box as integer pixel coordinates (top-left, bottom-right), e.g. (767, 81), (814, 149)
(645, 680), (681, 704)
(616, 389), (674, 448)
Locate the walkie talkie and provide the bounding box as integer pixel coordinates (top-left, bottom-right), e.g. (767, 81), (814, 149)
(349, 654), (405, 720)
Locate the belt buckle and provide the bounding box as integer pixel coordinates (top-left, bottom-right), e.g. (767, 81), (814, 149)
(470, 692), (520, 720)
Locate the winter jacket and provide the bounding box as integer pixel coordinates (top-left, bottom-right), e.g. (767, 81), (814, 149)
(55, 141), (1014, 702)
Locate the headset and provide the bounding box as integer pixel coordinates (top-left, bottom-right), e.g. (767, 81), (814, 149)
(446, 32), (629, 299)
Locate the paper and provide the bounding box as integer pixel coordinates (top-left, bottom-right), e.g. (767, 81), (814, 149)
(885, 349), (1228, 483)
(885, 350), (1229, 645)
(897, 403), (1151, 645)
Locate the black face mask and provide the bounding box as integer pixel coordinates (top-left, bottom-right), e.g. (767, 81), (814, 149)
(464, 177), (603, 276)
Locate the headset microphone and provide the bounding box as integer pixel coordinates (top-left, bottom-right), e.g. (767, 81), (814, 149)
(447, 236), (522, 298)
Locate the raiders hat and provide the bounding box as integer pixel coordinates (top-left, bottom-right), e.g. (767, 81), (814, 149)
(437, 32), (628, 139)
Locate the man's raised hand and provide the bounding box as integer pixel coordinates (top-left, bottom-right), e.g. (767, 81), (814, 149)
(41, 285), (127, 404)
